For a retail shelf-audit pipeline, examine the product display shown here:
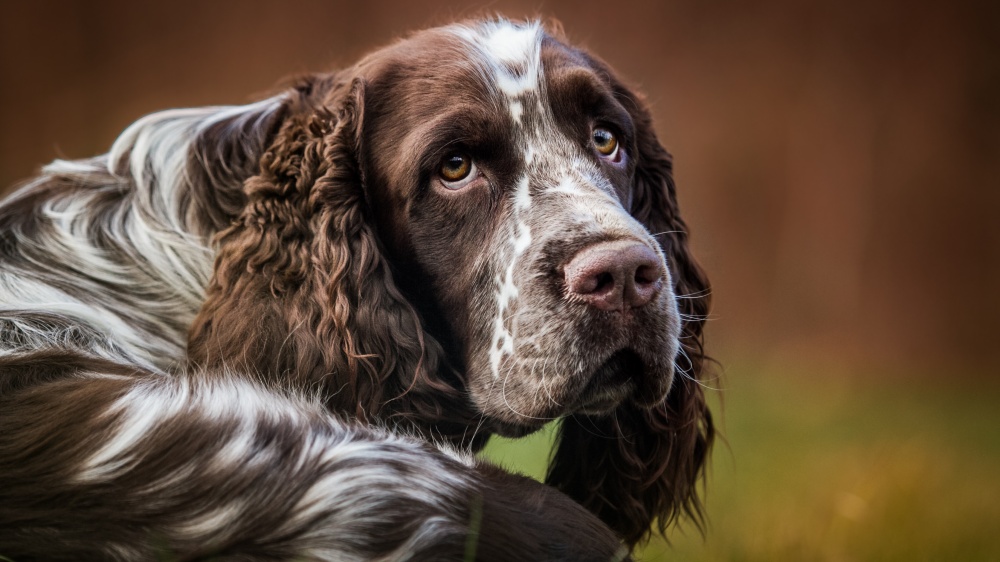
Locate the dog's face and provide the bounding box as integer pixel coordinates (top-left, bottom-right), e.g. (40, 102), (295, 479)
(355, 22), (681, 433)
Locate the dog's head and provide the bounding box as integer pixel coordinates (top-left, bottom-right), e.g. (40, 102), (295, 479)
(189, 19), (712, 546)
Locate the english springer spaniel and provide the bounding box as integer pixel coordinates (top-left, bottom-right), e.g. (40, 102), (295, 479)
(0, 19), (713, 561)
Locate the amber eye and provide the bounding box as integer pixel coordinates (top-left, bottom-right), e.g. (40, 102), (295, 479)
(440, 154), (473, 183)
(592, 127), (619, 157)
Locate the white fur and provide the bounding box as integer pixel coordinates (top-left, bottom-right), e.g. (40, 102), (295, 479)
(76, 377), (190, 482)
(0, 97), (283, 372)
(450, 20), (544, 109)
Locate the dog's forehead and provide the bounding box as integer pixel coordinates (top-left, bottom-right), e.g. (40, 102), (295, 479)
(366, 20), (620, 208)
(435, 21), (619, 197)
(365, 20), (603, 127)
(458, 20), (541, 63)
(446, 20), (544, 79)
(438, 20), (581, 104)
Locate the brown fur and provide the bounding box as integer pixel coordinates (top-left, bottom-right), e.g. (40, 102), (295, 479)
(187, 22), (713, 547)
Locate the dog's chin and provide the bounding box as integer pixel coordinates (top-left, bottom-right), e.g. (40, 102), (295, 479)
(574, 347), (676, 415)
(570, 348), (641, 415)
(476, 344), (676, 437)
(489, 419), (549, 439)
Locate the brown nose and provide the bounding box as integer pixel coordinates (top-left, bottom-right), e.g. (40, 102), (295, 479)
(564, 241), (665, 312)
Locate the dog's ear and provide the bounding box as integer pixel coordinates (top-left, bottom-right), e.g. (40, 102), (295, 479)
(188, 78), (464, 427)
(546, 81), (714, 548)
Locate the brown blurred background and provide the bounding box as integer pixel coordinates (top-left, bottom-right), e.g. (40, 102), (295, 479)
(2, 0), (998, 373)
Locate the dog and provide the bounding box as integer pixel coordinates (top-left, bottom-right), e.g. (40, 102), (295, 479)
(0, 18), (713, 561)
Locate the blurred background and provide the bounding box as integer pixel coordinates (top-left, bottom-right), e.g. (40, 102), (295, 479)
(2, 1), (997, 560)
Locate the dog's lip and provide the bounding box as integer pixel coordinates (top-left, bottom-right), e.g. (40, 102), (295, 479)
(481, 350), (642, 435)
(571, 348), (643, 414)
(575, 385), (634, 415)
(574, 346), (677, 413)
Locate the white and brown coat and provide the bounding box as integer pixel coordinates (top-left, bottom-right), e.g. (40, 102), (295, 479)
(0, 19), (712, 561)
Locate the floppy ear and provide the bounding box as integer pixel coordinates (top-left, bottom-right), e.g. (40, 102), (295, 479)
(546, 85), (714, 548)
(188, 79), (468, 430)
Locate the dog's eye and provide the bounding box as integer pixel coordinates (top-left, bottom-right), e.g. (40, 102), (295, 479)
(592, 127), (619, 159)
(439, 153), (477, 188)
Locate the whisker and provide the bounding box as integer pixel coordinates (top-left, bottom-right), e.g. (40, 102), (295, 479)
(679, 313), (714, 321)
(674, 347), (722, 391)
(674, 288), (713, 299)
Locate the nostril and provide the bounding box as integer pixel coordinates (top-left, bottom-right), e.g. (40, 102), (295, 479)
(627, 267), (664, 309)
(635, 264), (660, 286)
(594, 272), (615, 292)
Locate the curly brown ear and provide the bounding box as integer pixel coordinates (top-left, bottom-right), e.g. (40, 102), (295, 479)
(189, 79), (469, 432)
(547, 86), (714, 548)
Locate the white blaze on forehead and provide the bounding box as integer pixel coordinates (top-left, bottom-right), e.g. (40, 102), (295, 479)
(482, 22), (540, 64)
(449, 19), (544, 101)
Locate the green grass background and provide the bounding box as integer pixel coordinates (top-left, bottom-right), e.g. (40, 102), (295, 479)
(482, 364), (1000, 561)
